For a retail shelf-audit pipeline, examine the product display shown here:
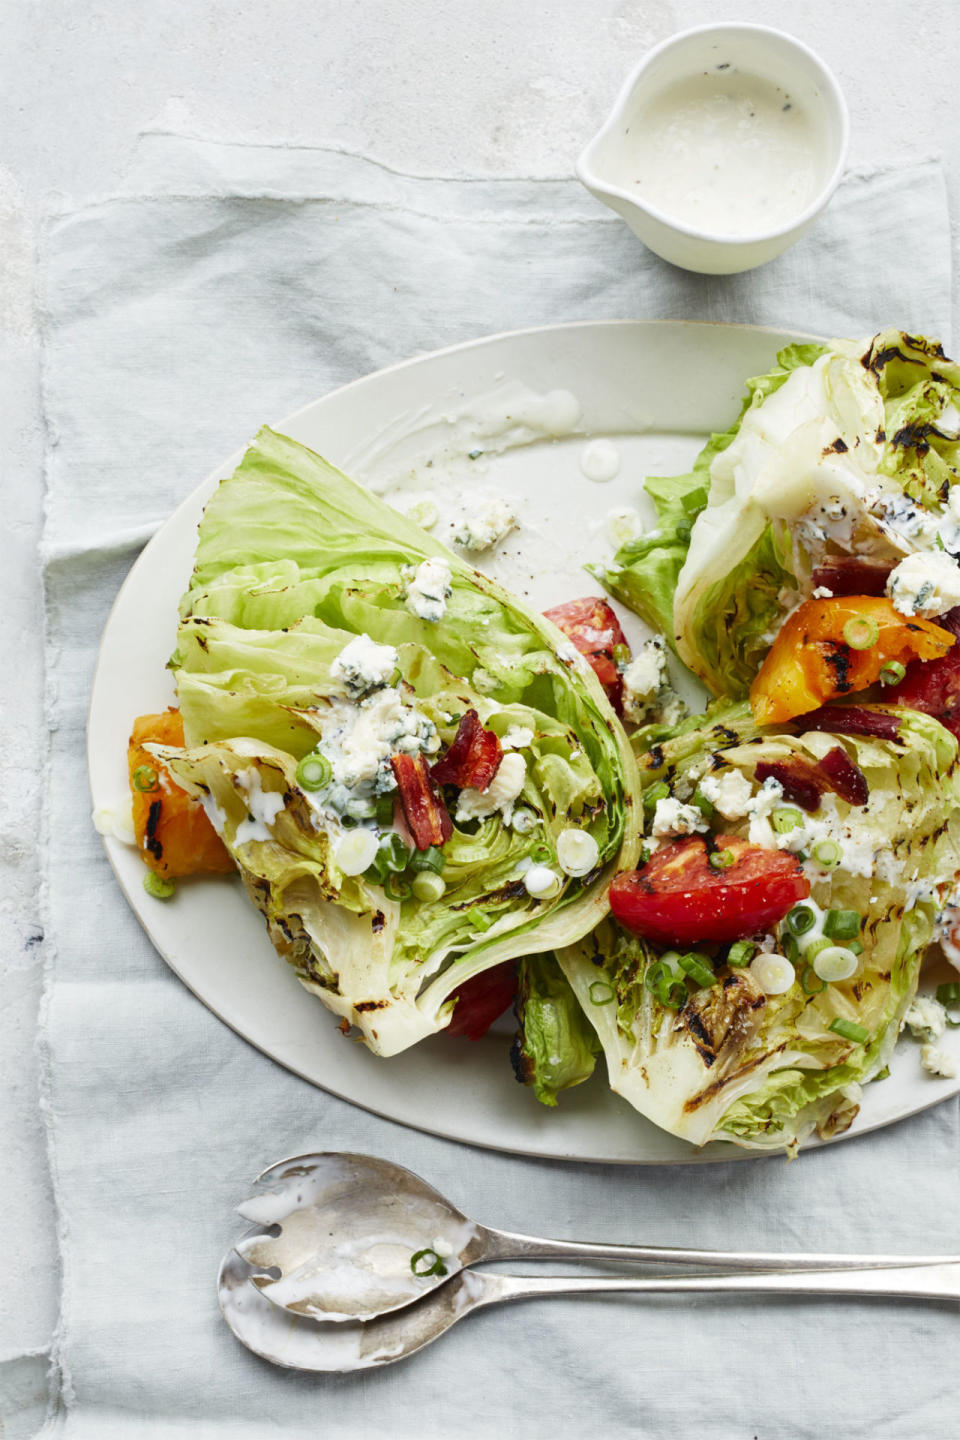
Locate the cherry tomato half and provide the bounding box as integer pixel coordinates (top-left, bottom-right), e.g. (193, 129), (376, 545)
(543, 596), (628, 711)
(444, 961), (517, 1041)
(750, 597), (954, 726)
(609, 835), (810, 947)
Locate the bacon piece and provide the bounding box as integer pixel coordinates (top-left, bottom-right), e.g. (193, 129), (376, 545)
(794, 705), (903, 742)
(543, 596), (628, 711)
(810, 558), (893, 598)
(817, 745), (869, 807)
(390, 753), (453, 850)
(430, 709), (503, 792)
(755, 757), (827, 812)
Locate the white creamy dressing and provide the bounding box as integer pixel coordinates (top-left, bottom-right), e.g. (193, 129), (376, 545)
(233, 766), (286, 846)
(627, 68), (828, 237)
(579, 438), (621, 483)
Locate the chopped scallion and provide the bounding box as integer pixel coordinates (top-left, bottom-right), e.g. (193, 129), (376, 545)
(143, 870), (176, 901)
(410, 1248), (447, 1277)
(787, 904), (817, 937)
(383, 873), (412, 902)
(823, 908), (861, 941)
(589, 979), (615, 1006)
(829, 1017), (869, 1043)
(812, 839), (841, 869)
(879, 660), (906, 687)
(678, 952), (716, 988)
(377, 832), (411, 874)
(692, 789), (715, 819)
(801, 965), (827, 995)
(727, 940), (756, 967)
(642, 781), (670, 814)
(842, 615), (879, 651)
(708, 849), (735, 871)
(132, 764), (159, 793)
(936, 981), (960, 1028)
(409, 845), (445, 874)
(466, 909), (493, 931)
(411, 871), (446, 903)
(296, 752), (332, 791)
(772, 806), (802, 834)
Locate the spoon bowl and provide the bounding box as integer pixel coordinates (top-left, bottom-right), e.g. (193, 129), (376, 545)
(235, 1152), (484, 1321)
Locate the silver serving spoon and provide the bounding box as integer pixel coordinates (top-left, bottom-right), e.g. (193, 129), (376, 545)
(235, 1151), (949, 1324)
(219, 1245), (960, 1373)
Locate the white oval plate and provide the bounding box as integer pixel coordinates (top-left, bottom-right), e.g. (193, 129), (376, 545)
(88, 320), (960, 1163)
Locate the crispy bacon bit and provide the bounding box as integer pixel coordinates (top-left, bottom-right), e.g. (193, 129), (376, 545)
(543, 596), (628, 711)
(430, 709), (503, 792)
(810, 559), (894, 597)
(817, 745), (869, 806)
(794, 705), (903, 742)
(755, 757), (826, 812)
(390, 753), (453, 850)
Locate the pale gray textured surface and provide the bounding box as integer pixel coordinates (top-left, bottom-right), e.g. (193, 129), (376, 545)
(2, 0), (959, 1433)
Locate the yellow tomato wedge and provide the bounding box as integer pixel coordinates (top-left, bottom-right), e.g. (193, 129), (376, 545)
(750, 596), (955, 725)
(128, 710), (234, 878)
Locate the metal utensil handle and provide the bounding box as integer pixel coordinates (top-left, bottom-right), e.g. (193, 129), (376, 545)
(488, 1228), (957, 1273)
(484, 1263), (960, 1306)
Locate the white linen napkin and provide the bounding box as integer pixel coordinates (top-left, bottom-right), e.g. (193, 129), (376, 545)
(37, 137), (959, 1438)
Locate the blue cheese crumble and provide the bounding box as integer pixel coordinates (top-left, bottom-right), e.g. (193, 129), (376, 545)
(405, 558), (452, 622)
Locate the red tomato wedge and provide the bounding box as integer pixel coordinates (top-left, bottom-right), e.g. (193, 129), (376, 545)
(543, 596), (628, 711)
(750, 597), (955, 725)
(885, 605), (960, 738)
(431, 709), (503, 791)
(609, 835), (810, 947)
(390, 753), (453, 850)
(444, 961), (517, 1041)
(128, 711), (234, 879)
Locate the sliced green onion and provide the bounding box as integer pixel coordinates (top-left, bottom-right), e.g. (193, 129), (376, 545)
(377, 832), (412, 874)
(642, 781), (670, 814)
(823, 909), (861, 941)
(727, 940), (756, 967)
(143, 870), (176, 900)
(772, 806), (802, 834)
(638, 844), (652, 866)
(612, 643), (631, 669)
(873, 1065), (891, 1081)
(879, 660), (906, 687)
(812, 945), (859, 983)
(374, 796), (396, 825)
(803, 937), (833, 962)
(786, 904), (817, 937)
(783, 933), (801, 966)
(467, 909), (493, 931)
(410, 1248), (447, 1277)
(692, 788), (715, 819)
(412, 871), (445, 903)
(383, 872), (412, 903)
(842, 615), (879, 651)
(132, 764), (159, 793)
(708, 849), (735, 871)
(643, 962), (685, 1010)
(936, 981), (960, 1028)
(296, 752), (332, 791)
(589, 979), (615, 1006)
(847, 939), (864, 956)
(812, 840), (842, 869)
(409, 845), (445, 874)
(801, 964), (827, 995)
(829, 1017), (869, 1043)
(678, 952), (716, 988)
